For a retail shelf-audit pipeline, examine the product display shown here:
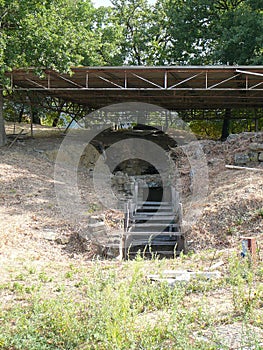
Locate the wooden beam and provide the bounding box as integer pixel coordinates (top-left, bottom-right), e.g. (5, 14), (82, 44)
(225, 164), (263, 172)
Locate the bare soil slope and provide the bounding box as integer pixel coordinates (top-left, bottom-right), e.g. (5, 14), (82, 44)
(0, 123), (262, 264)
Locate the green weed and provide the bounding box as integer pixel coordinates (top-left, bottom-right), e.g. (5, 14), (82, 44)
(0, 254), (262, 349)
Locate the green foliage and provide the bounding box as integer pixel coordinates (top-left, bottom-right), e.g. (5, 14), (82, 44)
(212, 0), (263, 64)
(0, 0), (262, 73)
(111, 0), (157, 65)
(154, 0), (263, 65)
(227, 253), (261, 315)
(0, 256), (263, 349)
(187, 109), (263, 139)
(256, 208), (263, 218)
(188, 119), (223, 139)
(0, 0), (123, 79)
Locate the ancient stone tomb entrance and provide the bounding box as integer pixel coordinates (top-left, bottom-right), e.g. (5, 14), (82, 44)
(84, 126), (184, 258)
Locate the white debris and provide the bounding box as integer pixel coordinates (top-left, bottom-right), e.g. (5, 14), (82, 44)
(148, 269), (221, 285)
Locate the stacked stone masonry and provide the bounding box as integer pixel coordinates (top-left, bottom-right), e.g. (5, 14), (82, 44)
(234, 138), (263, 165)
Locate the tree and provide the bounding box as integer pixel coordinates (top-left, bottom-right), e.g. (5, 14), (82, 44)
(0, 1), (80, 143)
(211, 0), (263, 64)
(210, 0), (263, 137)
(156, 0), (262, 138)
(83, 5), (123, 66)
(111, 0), (157, 65)
(154, 0), (263, 65)
(0, 0), (110, 145)
(153, 0), (214, 64)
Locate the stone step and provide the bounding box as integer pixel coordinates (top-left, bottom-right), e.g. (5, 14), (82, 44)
(125, 232), (182, 237)
(128, 224), (180, 235)
(137, 201), (171, 205)
(136, 207), (174, 215)
(126, 251), (176, 258)
(123, 185), (184, 259)
(130, 215), (175, 221)
(137, 205), (173, 209)
(130, 222), (179, 228)
(135, 211), (174, 216)
(129, 225), (179, 232)
(124, 239), (179, 246)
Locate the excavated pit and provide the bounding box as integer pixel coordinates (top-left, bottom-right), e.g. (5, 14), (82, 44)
(78, 127), (182, 258)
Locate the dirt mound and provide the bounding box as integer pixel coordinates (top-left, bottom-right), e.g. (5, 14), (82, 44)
(187, 132), (263, 250)
(190, 169), (263, 250)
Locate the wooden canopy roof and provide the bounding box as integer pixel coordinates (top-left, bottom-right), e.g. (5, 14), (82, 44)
(6, 66), (263, 110)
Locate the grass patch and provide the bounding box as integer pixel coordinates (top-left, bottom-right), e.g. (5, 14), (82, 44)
(0, 253), (262, 349)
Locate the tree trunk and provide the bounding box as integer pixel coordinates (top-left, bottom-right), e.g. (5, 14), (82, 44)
(18, 105), (24, 123)
(0, 92), (7, 147)
(52, 117), (59, 127)
(32, 109), (41, 124)
(52, 101), (65, 127)
(221, 108), (231, 141)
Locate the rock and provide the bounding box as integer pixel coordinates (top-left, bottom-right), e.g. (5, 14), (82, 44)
(205, 260), (225, 271)
(55, 236), (70, 245)
(79, 212), (108, 253)
(89, 215), (105, 224)
(46, 142), (99, 167)
(226, 134), (240, 142)
(116, 176), (126, 185)
(234, 153), (250, 165)
(259, 152), (263, 162)
(248, 151), (259, 162)
(148, 269), (221, 286)
(163, 269), (221, 280)
(249, 143), (263, 152)
(87, 222), (106, 234)
(43, 231), (57, 241)
(34, 148), (45, 153)
(207, 158), (224, 166)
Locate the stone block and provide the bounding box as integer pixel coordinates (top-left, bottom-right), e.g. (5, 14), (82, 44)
(259, 152), (263, 162)
(248, 151), (259, 162)
(88, 222), (106, 234)
(249, 143), (263, 152)
(234, 153), (250, 165)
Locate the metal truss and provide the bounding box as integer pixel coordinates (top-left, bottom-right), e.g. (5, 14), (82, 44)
(4, 66), (263, 110)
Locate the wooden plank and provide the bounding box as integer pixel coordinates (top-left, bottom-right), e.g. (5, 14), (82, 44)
(131, 216), (175, 221)
(137, 206), (172, 210)
(125, 240), (180, 245)
(225, 164), (263, 172)
(131, 223), (179, 227)
(8, 129), (24, 148)
(137, 201), (171, 205)
(125, 232), (182, 237)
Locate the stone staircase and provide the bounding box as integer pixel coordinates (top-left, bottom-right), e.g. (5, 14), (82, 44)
(122, 184), (185, 259)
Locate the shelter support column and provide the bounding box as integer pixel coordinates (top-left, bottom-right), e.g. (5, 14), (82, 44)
(0, 91), (7, 147)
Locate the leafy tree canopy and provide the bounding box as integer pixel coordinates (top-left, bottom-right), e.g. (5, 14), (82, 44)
(154, 0), (263, 65)
(0, 0), (123, 75)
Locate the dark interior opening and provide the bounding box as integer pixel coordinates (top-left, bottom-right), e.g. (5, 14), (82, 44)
(113, 159), (159, 176)
(144, 186), (163, 202)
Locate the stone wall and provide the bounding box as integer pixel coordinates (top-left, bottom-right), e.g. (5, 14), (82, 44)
(230, 133), (263, 166)
(111, 173), (165, 207)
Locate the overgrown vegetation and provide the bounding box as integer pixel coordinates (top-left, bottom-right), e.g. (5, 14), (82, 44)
(188, 111), (263, 139)
(0, 252), (262, 349)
